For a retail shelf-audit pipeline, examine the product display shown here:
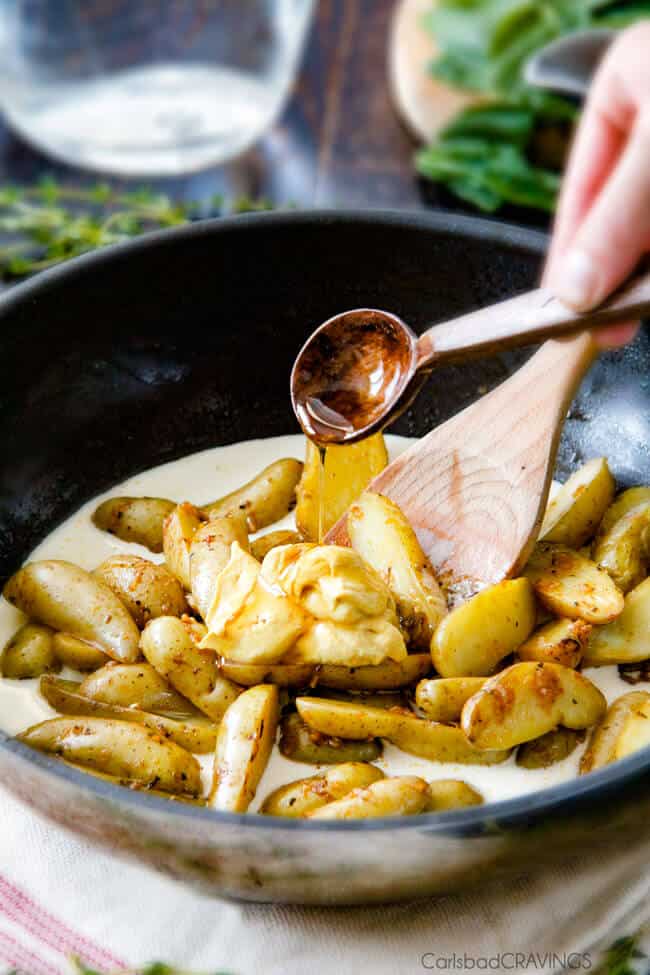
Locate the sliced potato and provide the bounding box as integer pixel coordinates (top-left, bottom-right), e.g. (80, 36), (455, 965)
(580, 691), (650, 773)
(92, 496), (176, 553)
(582, 577), (650, 665)
(461, 662), (606, 750)
(279, 712), (382, 764)
(260, 762), (384, 818)
(347, 491), (446, 648)
(296, 697), (509, 765)
(162, 502), (205, 590)
(40, 676), (218, 753)
(59, 760), (205, 804)
(218, 660), (315, 687)
(592, 500), (650, 593)
(209, 684), (279, 812)
(541, 458), (615, 547)
(524, 543), (624, 624)
(189, 514), (249, 620)
(19, 716), (201, 795)
(94, 555), (188, 628)
(251, 530), (302, 561)
(52, 633), (109, 672)
(217, 654), (432, 690)
(596, 487), (650, 541)
(426, 779), (484, 812)
(141, 616), (241, 722)
(203, 458), (303, 532)
(296, 435), (388, 542)
(517, 618), (592, 669)
(3, 561), (140, 663)
(308, 776), (430, 819)
(431, 579), (536, 678)
(516, 727), (585, 769)
(80, 662), (197, 717)
(1, 623), (59, 679)
(415, 677), (487, 723)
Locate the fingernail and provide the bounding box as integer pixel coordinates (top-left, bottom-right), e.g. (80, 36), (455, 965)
(556, 250), (600, 310)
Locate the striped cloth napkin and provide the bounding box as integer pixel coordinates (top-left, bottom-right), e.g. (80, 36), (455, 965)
(1, 784), (650, 975)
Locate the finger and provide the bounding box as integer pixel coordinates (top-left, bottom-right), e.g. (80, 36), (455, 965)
(594, 321), (640, 349)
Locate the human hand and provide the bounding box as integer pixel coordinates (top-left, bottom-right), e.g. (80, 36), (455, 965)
(544, 22), (650, 348)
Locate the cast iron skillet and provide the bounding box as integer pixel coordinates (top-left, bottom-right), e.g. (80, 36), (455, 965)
(0, 211), (649, 906)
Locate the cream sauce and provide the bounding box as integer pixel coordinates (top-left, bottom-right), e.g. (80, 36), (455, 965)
(0, 435), (644, 811)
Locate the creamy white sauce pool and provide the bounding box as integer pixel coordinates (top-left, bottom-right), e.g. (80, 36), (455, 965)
(0, 434), (645, 810)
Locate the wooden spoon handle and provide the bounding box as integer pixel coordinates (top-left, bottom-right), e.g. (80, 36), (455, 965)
(416, 264), (650, 370)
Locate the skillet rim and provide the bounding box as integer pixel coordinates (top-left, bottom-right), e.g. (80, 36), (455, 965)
(1, 206), (648, 834)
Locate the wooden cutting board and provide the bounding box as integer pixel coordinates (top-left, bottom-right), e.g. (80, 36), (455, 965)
(388, 0), (480, 143)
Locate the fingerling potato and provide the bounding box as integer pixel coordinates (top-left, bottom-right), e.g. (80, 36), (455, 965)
(541, 458), (615, 548)
(52, 633), (109, 672)
(141, 616), (241, 722)
(209, 684), (279, 812)
(524, 543), (624, 624)
(592, 500), (650, 593)
(582, 577), (650, 665)
(59, 760), (205, 804)
(415, 677), (487, 723)
(296, 435), (388, 542)
(296, 697), (509, 765)
(461, 662), (606, 750)
(203, 458), (303, 532)
(260, 762), (384, 817)
(19, 716), (201, 795)
(1, 623), (59, 679)
(251, 530), (302, 561)
(40, 676), (218, 753)
(279, 712), (382, 764)
(580, 691), (650, 773)
(218, 660), (316, 687)
(92, 496), (176, 553)
(94, 555), (188, 628)
(309, 776), (430, 819)
(163, 503), (204, 589)
(4, 561), (140, 663)
(426, 779), (484, 811)
(596, 487), (650, 540)
(217, 654), (432, 690)
(517, 618), (592, 669)
(189, 514), (249, 620)
(431, 579), (536, 677)
(80, 661), (196, 717)
(347, 492), (446, 648)
(516, 727), (585, 769)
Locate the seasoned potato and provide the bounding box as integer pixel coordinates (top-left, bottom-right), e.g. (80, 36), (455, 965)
(209, 684), (279, 812)
(592, 500), (650, 593)
(260, 762), (384, 817)
(279, 712), (382, 764)
(461, 662), (606, 750)
(541, 458), (615, 548)
(19, 716), (201, 795)
(1, 623), (59, 679)
(92, 496), (176, 553)
(59, 760), (205, 804)
(580, 691), (650, 773)
(218, 660), (315, 687)
(189, 514), (249, 620)
(516, 728), (585, 769)
(52, 633), (109, 672)
(517, 618), (592, 669)
(347, 492), (446, 648)
(94, 555), (188, 628)
(141, 616), (241, 722)
(251, 530), (302, 561)
(217, 654), (432, 690)
(296, 435), (388, 542)
(309, 776), (430, 819)
(415, 677), (487, 723)
(582, 577), (650, 665)
(4, 561), (140, 663)
(524, 543), (624, 624)
(80, 662), (196, 717)
(596, 487), (650, 541)
(431, 579), (536, 678)
(40, 676), (218, 753)
(296, 697), (509, 765)
(163, 503), (204, 589)
(426, 779), (484, 812)
(203, 458), (303, 532)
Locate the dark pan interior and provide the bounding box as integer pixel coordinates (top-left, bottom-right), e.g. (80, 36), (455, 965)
(0, 210), (648, 583)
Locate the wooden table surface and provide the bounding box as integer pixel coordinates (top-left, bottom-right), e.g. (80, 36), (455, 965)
(0, 0), (466, 215)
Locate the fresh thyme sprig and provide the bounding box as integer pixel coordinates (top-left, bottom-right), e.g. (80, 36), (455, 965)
(0, 178), (273, 279)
